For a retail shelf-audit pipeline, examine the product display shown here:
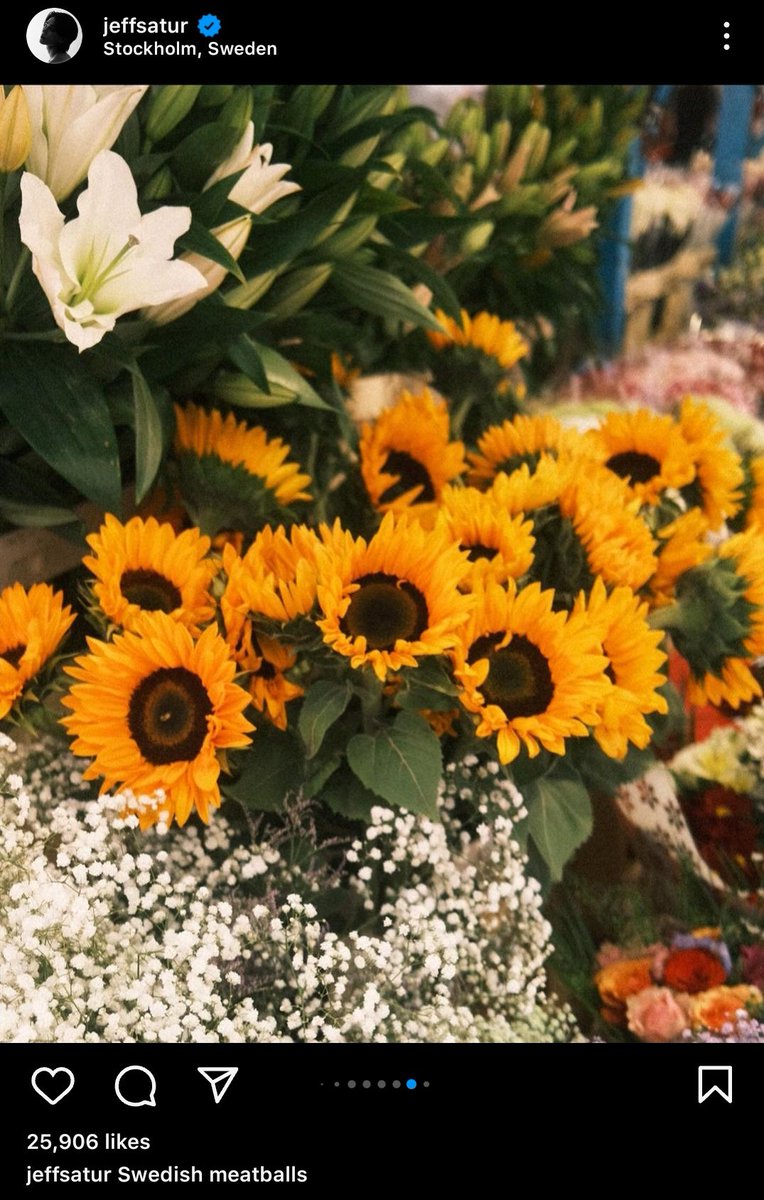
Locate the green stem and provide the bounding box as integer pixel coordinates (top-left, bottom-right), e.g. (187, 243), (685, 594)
(0, 171), (7, 291)
(647, 602), (686, 634)
(359, 675), (385, 732)
(449, 395), (474, 440)
(2, 328), (66, 343)
(4, 246), (31, 314)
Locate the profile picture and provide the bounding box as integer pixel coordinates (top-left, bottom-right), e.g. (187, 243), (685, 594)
(26, 9), (83, 64)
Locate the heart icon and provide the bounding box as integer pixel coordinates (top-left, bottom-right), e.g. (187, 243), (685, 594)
(31, 1067), (75, 1105)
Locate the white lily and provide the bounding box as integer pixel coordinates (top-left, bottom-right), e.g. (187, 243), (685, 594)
(19, 149), (207, 352)
(145, 123), (299, 325)
(205, 122), (302, 215)
(22, 84), (147, 201)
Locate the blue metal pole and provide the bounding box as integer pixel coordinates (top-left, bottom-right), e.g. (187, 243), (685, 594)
(597, 140), (642, 356)
(714, 85), (755, 266)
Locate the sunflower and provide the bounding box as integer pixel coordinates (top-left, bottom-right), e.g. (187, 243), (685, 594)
(315, 513), (473, 681)
(427, 309), (529, 370)
(559, 470), (658, 593)
(741, 455), (764, 532)
(61, 612), (253, 829)
(231, 624), (302, 732)
(452, 580), (609, 763)
(646, 509), (713, 610)
(677, 397), (744, 528)
(571, 577), (668, 759)
(221, 524), (320, 626)
(83, 514), (217, 634)
(0, 583), (74, 719)
(359, 388), (466, 514)
(490, 455), (569, 514)
(174, 403), (311, 533)
(331, 351), (361, 391)
(221, 535), (313, 729)
(468, 414), (577, 487)
(583, 409), (697, 506)
(677, 530), (764, 709)
(436, 485), (535, 587)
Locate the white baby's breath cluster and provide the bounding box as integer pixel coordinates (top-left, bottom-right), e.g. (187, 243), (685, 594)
(0, 736), (577, 1043)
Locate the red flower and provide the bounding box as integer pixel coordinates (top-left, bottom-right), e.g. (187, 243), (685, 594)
(681, 785), (758, 885)
(661, 947), (727, 994)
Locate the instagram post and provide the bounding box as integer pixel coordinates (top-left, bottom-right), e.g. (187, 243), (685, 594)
(1, 12), (761, 1191)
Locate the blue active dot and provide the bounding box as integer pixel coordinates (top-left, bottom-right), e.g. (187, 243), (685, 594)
(197, 14), (222, 37)
(406, 1078), (417, 1090)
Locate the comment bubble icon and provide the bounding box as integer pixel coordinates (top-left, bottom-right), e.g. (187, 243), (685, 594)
(115, 1065), (157, 1108)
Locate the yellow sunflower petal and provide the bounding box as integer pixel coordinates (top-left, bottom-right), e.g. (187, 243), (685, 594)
(571, 576), (668, 759)
(436, 485), (535, 587)
(427, 308), (529, 370)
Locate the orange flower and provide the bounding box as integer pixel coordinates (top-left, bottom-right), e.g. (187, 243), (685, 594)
(689, 985), (763, 1032)
(595, 956), (654, 1012)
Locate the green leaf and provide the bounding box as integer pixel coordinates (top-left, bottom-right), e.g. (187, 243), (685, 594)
(228, 335), (270, 392)
(132, 370), (166, 504)
(332, 260), (442, 330)
(234, 341), (330, 410)
(224, 727), (304, 813)
(0, 459), (76, 528)
(321, 764), (379, 821)
(298, 680), (353, 759)
(178, 217), (245, 283)
(0, 344), (120, 511)
(189, 169), (248, 229)
(171, 122), (241, 192)
(525, 764), (593, 882)
(347, 710), (442, 818)
(247, 178), (360, 275)
(379, 245), (462, 323)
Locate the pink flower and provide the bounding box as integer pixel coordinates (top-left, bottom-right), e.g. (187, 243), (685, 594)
(626, 987), (691, 1042)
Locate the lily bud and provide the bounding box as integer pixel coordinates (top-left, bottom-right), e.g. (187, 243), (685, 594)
(145, 85), (201, 143)
(0, 86), (31, 172)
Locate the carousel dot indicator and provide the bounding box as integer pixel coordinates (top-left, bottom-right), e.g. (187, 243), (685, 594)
(378, 1081), (386, 1089)
(406, 1078), (417, 1089)
(363, 1080), (371, 1088)
(392, 1080), (401, 1089)
(348, 1080), (356, 1089)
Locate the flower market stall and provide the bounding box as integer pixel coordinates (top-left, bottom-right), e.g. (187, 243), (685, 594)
(1, 82), (763, 1046)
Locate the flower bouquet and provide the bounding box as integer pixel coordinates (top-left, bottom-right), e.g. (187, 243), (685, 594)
(2, 82), (763, 1043)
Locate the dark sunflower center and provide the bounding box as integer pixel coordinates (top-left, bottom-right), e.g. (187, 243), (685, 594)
(1, 643), (26, 668)
(341, 572), (429, 650)
(465, 542), (497, 562)
(128, 666), (212, 765)
(378, 451), (435, 505)
(605, 451), (661, 485)
(254, 659), (277, 680)
(120, 568), (182, 614)
(250, 633), (277, 680)
(497, 450), (542, 476)
(469, 632), (554, 718)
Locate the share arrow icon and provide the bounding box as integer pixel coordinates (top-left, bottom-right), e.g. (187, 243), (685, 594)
(197, 1067), (239, 1104)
